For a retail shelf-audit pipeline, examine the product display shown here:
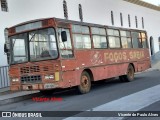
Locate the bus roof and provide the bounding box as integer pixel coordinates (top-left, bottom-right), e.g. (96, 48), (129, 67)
(8, 17), (147, 33)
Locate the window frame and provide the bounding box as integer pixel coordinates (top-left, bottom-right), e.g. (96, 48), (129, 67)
(120, 13), (123, 27)
(1, 0), (8, 12)
(135, 16), (138, 28)
(91, 27), (108, 49)
(58, 28), (74, 59)
(111, 11), (114, 25)
(131, 31), (142, 49)
(120, 30), (133, 49)
(10, 33), (28, 64)
(29, 28), (59, 61)
(107, 28), (121, 49)
(128, 14), (131, 27)
(72, 24), (92, 50)
(140, 32), (148, 48)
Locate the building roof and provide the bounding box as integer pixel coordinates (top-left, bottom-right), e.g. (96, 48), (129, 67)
(124, 0), (160, 11)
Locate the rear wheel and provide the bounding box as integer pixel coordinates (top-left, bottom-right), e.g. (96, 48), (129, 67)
(125, 64), (134, 82)
(119, 64), (135, 82)
(77, 71), (91, 94)
(119, 75), (125, 82)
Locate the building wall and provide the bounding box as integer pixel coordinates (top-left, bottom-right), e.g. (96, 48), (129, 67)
(0, 0), (160, 66)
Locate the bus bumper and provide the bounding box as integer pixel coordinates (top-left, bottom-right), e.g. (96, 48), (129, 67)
(10, 83), (59, 91)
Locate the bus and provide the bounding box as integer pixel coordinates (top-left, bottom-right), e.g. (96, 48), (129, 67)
(4, 17), (151, 94)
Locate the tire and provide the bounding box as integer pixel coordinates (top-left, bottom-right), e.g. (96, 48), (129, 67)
(119, 75), (126, 82)
(123, 64), (135, 82)
(40, 90), (54, 96)
(77, 71), (91, 94)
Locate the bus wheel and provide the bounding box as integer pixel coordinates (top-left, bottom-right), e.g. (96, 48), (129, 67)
(77, 71), (91, 94)
(124, 64), (135, 82)
(40, 90), (53, 96)
(119, 75), (126, 82)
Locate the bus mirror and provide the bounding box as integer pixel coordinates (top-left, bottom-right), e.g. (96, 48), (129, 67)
(4, 43), (9, 53)
(61, 31), (67, 42)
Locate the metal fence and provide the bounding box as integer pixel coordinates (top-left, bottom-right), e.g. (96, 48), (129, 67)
(0, 66), (10, 89)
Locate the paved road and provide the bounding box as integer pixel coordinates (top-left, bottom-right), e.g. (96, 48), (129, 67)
(0, 70), (160, 120)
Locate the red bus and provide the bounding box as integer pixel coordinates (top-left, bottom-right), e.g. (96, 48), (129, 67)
(4, 18), (151, 94)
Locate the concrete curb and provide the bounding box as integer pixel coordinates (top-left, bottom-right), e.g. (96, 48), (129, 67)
(145, 68), (160, 72)
(134, 68), (159, 75)
(0, 92), (41, 106)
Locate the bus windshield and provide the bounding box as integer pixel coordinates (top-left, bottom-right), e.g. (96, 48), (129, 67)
(10, 28), (58, 64)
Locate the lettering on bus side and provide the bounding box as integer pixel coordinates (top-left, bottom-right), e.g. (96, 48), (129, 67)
(129, 51), (144, 60)
(104, 51), (145, 62)
(104, 52), (127, 62)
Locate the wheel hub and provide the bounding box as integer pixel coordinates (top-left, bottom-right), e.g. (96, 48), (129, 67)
(128, 68), (134, 79)
(81, 76), (89, 88)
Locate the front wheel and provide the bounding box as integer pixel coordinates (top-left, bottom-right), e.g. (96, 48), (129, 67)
(77, 71), (91, 94)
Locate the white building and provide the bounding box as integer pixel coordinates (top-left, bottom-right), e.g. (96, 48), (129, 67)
(0, 0), (160, 66)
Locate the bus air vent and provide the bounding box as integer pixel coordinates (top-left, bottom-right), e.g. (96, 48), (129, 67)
(21, 75), (41, 83)
(43, 66), (49, 71)
(20, 66), (40, 74)
(20, 67), (30, 74)
(30, 66), (40, 73)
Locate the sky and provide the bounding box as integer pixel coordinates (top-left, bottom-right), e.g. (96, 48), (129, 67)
(142, 0), (160, 6)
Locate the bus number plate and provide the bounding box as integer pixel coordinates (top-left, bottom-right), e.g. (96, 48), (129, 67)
(44, 83), (56, 89)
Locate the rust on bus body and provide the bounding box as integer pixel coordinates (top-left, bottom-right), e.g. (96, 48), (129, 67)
(10, 49), (150, 91)
(8, 17), (151, 91)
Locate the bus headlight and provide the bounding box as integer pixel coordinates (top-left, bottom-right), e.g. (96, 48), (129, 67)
(44, 75), (54, 80)
(12, 78), (19, 82)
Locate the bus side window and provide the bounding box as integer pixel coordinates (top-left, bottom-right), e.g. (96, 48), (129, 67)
(131, 32), (142, 48)
(107, 29), (121, 48)
(92, 27), (107, 49)
(108, 36), (121, 48)
(72, 25), (91, 49)
(58, 28), (74, 58)
(120, 30), (132, 48)
(141, 32), (147, 48)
